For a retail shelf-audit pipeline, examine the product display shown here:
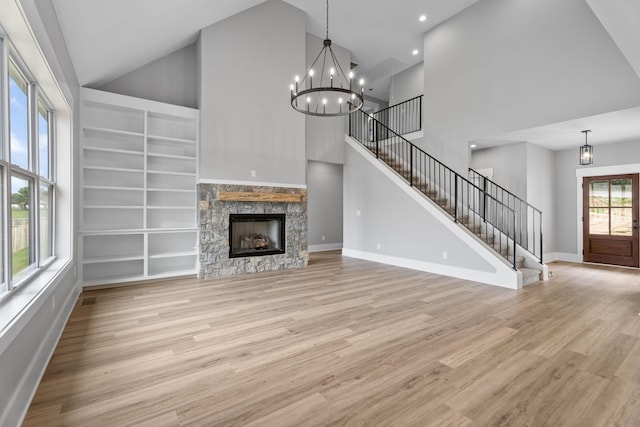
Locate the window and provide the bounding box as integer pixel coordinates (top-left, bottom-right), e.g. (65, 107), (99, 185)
(1, 55), (56, 295)
(9, 62), (30, 171)
(0, 166), (5, 294)
(11, 174), (34, 282)
(40, 183), (53, 261)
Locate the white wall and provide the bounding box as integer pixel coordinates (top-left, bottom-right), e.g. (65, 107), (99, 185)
(389, 62), (423, 105)
(199, 0), (306, 185)
(422, 0), (640, 175)
(98, 43), (197, 109)
(307, 161), (343, 250)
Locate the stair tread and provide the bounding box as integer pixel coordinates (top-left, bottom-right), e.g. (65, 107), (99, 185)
(520, 267), (541, 285)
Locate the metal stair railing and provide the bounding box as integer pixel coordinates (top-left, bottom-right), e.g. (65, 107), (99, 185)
(370, 95), (422, 137)
(468, 168), (543, 263)
(349, 109), (519, 270)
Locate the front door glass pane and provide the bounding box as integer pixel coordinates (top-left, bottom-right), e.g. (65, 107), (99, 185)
(589, 180), (609, 207)
(589, 208), (609, 235)
(610, 179), (632, 207)
(611, 208), (633, 236)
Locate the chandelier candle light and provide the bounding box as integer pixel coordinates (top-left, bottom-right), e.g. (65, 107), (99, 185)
(290, 0), (364, 116)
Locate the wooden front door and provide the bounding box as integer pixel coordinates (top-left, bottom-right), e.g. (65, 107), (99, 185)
(583, 174), (639, 267)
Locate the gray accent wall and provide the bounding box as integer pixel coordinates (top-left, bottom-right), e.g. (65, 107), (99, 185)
(199, 0), (306, 185)
(98, 43), (198, 109)
(422, 0), (640, 175)
(307, 161), (343, 248)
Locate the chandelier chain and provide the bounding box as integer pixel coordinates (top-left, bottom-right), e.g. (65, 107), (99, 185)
(326, 0), (329, 39)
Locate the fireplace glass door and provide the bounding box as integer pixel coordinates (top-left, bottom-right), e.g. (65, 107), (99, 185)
(229, 214), (285, 258)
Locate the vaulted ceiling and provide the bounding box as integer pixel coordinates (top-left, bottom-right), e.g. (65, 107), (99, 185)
(49, 0), (640, 151)
(50, 0), (480, 100)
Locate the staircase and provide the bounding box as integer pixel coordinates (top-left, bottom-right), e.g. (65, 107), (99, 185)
(349, 97), (544, 285)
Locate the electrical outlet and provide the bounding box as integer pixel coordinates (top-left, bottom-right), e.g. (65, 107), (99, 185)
(251, 170), (257, 178)
(376, 243), (381, 250)
(356, 210), (361, 216)
(442, 251), (448, 260)
(321, 235), (325, 241)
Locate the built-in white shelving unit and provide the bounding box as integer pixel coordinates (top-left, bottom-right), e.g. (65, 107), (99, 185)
(80, 88), (199, 286)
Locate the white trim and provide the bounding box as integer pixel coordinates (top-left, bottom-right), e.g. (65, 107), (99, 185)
(198, 178), (307, 189)
(575, 163), (640, 178)
(544, 252), (581, 263)
(575, 163), (640, 265)
(309, 243), (342, 252)
(342, 249), (519, 289)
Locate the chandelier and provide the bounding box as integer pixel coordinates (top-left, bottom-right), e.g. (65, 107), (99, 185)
(290, 0), (364, 117)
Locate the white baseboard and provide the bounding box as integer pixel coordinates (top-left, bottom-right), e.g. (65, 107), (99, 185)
(342, 248), (519, 289)
(544, 252), (581, 263)
(309, 243), (343, 252)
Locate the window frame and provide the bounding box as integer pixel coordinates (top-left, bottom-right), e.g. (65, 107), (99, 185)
(1, 44), (56, 297)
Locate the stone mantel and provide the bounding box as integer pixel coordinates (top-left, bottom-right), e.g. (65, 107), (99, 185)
(198, 183), (308, 278)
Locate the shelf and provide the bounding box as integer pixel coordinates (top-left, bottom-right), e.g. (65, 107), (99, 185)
(84, 165), (144, 174)
(147, 188), (196, 193)
(83, 255), (145, 264)
(84, 146), (144, 156)
(147, 170), (196, 177)
(146, 227), (197, 232)
(149, 250), (197, 260)
(83, 126), (144, 138)
(84, 185), (144, 192)
(147, 152), (196, 160)
(217, 191), (302, 203)
(147, 206), (195, 210)
(84, 205), (144, 209)
(148, 134), (197, 144)
(80, 88), (199, 286)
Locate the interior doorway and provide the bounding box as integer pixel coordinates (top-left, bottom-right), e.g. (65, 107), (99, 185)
(583, 174), (639, 267)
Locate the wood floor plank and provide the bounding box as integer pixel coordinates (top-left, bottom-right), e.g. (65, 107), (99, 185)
(23, 254), (640, 426)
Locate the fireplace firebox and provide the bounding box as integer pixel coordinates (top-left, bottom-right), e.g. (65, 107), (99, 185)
(229, 214), (286, 258)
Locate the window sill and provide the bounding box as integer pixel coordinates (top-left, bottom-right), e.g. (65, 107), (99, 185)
(0, 258), (74, 355)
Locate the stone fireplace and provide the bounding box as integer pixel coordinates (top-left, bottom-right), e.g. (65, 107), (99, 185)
(198, 183), (308, 278)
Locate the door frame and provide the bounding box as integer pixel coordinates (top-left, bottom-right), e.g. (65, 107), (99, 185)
(576, 163), (640, 264)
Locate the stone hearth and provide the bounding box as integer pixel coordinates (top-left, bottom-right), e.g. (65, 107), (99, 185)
(198, 183), (308, 278)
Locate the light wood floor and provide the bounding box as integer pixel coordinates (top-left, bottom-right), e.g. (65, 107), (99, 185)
(24, 252), (640, 426)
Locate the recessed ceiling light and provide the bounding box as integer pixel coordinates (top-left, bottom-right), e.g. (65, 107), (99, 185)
(412, 49), (419, 55)
(419, 14), (427, 22)
(470, 144), (477, 148)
